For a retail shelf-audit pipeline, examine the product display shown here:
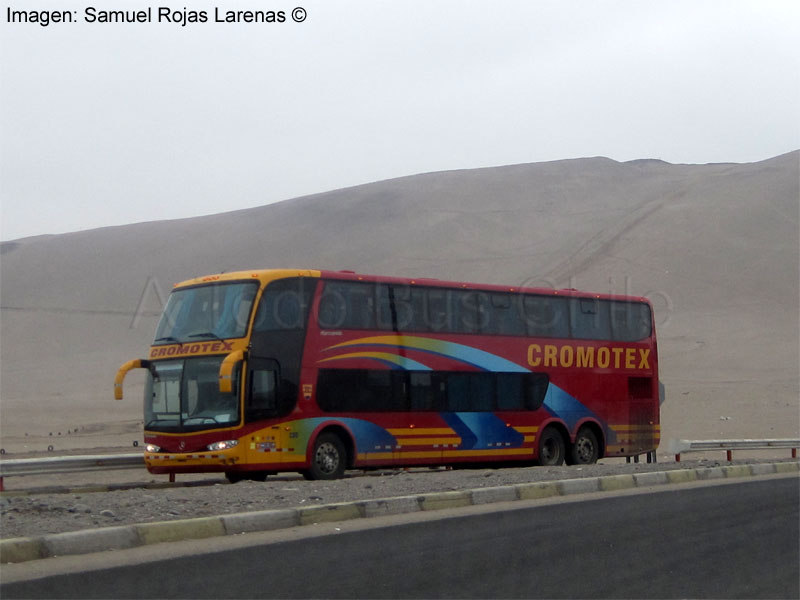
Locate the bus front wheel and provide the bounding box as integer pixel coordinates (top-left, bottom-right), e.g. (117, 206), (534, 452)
(567, 427), (600, 465)
(306, 433), (346, 480)
(537, 427), (565, 466)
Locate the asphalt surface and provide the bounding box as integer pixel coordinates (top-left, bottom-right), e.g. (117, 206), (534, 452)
(2, 476), (798, 599)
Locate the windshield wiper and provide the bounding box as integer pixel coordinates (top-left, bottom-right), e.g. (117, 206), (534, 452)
(154, 336), (180, 343)
(187, 331), (224, 340)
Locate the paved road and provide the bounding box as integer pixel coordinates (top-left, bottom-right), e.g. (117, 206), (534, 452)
(3, 477), (798, 599)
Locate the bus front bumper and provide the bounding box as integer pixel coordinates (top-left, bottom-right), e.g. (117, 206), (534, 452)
(143, 449), (242, 474)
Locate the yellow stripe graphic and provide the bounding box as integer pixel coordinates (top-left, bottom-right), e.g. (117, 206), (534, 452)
(357, 447), (536, 461)
(610, 424), (660, 432)
(398, 437), (462, 446)
(443, 448), (534, 458)
(388, 428), (455, 436)
(357, 452), (394, 461)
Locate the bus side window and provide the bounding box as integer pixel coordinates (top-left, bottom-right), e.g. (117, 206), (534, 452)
(571, 298), (611, 340)
(409, 372), (445, 411)
(254, 278), (313, 331)
(495, 372), (548, 411)
(344, 282), (376, 329)
(318, 283), (347, 329)
(448, 372), (493, 411)
(632, 303), (653, 340)
(488, 293), (525, 335)
(390, 284), (414, 331)
(426, 289), (450, 332)
(247, 358), (279, 419)
(611, 301), (652, 341)
(522, 296), (570, 338)
(452, 290), (480, 333)
(407, 287), (429, 332)
(318, 280), (381, 330)
(524, 373), (549, 410)
(496, 373), (523, 410)
(376, 284), (394, 330)
(250, 371), (277, 409)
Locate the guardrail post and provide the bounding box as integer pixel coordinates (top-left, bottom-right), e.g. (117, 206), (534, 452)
(726, 450), (733, 462)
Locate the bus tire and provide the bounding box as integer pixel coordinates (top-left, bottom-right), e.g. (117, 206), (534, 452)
(567, 427), (600, 465)
(537, 427), (565, 466)
(307, 432), (346, 480)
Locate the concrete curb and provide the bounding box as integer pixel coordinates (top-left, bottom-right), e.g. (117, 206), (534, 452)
(2, 461), (797, 564)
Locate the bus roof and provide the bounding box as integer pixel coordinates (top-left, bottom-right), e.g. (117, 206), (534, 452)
(171, 268), (651, 305)
(172, 269), (321, 288)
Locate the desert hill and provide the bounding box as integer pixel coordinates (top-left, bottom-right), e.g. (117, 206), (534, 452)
(1, 152), (798, 452)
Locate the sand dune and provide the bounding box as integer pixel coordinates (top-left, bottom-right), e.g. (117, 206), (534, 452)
(1, 152), (798, 452)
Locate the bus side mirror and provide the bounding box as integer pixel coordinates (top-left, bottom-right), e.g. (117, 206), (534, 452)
(219, 350), (245, 394)
(114, 359), (152, 400)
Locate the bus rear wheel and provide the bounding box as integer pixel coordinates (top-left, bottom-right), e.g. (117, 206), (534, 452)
(567, 427), (600, 465)
(537, 427), (565, 466)
(306, 433), (346, 480)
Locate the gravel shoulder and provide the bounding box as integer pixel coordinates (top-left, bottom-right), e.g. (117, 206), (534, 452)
(2, 456), (794, 539)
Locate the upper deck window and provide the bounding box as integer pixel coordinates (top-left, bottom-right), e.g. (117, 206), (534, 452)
(316, 279), (652, 342)
(252, 277), (315, 332)
(154, 281), (258, 344)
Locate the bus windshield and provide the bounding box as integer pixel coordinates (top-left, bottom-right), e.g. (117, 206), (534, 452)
(145, 356), (241, 432)
(154, 281), (258, 344)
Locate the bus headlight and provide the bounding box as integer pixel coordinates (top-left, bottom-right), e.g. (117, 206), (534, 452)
(208, 440), (239, 451)
(145, 444), (161, 453)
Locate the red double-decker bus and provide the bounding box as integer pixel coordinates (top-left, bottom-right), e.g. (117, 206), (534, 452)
(115, 268), (659, 481)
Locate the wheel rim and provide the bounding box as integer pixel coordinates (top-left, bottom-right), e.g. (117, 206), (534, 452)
(574, 436), (595, 463)
(314, 441), (340, 475)
(541, 437), (559, 463)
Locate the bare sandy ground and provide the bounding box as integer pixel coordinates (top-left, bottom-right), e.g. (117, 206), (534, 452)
(0, 421), (143, 457)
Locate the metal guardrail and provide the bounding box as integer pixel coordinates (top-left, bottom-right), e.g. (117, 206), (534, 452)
(0, 453), (144, 491)
(670, 439), (800, 462)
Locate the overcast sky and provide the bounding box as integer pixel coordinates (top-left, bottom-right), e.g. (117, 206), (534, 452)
(1, 0), (798, 241)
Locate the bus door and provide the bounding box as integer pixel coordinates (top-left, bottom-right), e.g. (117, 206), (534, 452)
(244, 357), (292, 465)
(626, 375), (659, 455)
